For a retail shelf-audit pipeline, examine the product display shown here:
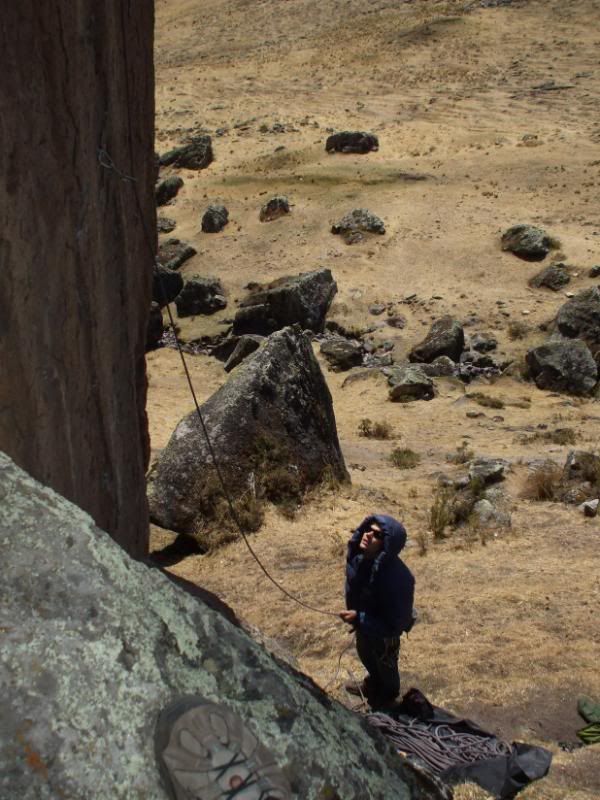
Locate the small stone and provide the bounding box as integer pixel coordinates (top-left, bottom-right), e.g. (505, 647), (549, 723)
(202, 204), (229, 233)
(175, 276), (227, 317)
(580, 499), (599, 517)
(369, 303), (386, 316)
(468, 457), (509, 485)
(259, 196), (290, 222)
(325, 131), (379, 154)
(501, 224), (554, 261)
(588, 265), (600, 278)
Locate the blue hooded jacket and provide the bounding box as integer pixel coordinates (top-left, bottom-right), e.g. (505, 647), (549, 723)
(345, 514), (415, 639)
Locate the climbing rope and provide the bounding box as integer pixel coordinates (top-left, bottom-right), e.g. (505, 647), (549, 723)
(97, 145), (339, 619)
(366, 713), (511, 773)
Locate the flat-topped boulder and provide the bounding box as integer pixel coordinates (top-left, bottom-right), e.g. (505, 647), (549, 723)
(148, 327), (349, 534)
(387, 365), (435, 402)
(233, 268), (337, 336)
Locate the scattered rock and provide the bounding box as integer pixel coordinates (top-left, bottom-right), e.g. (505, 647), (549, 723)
(369, 303), (387, 316)
(387, 366), (435, 402)
(588, 265), (600, 278)
(409, 316), (465, 363)
(526, 339), (597, 396)
(157, 216), (177, 234)
(259, 196), (290, 222)
(233, 268), (337, 336)
(529, 263), (570, 291)
(320, 337), (363, 371)
(468, 457), (508, 485)
(501, 224), (554, 261)
(175, 276), (227, 317)
(224, 334), (264, 372)
(156, 175), (184, 206)
(579, 498), (599, 518)
(159, 134), (213, 170)
(146, 302), (164, 350)
(386, 315), (407, 330)
(157, 238), (197, 271)
(460, 350), (499, 370)
(325, 131), (379, 154)
(417, 356), (456, 377)
(202, 204), (229, 233)
(472, 498), (511, 528)
(148, 327), (349, 533)
(332, 209), (385, 243)
(563, 450), (600, 484)
(153, 264), (184, 307)
(555, 287), (600, 354)
(471, 333), (498, 352)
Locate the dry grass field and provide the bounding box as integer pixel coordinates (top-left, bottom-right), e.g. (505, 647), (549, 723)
(149, 0), (600, 795)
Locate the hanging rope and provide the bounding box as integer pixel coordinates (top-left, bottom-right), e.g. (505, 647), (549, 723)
(97, 145), (339, 619)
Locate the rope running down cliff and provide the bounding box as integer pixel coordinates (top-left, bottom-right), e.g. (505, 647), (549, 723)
(97, 146), (338, 619)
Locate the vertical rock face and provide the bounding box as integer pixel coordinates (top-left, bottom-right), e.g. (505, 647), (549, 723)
(0, 2), (155, 557)
(0, 453), (445, 800)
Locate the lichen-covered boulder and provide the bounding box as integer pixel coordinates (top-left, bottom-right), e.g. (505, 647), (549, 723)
(175, 276), (227, 317)
(501, 224), (553, 261)
(156, 175), (184, 206)
(0, 453), (442, 800)
(331, 209), (385, 244)
(529, 263), (570, 291)
(233, 269), (337, 336)
(409, 317), (465, 364)
(259, 196), (290, 222)
(526, 339), (597, 396)
(159, 134), (213, 170)
(320, 337), (363, 371)
(387, 366), (435, 402)
(325, 131), (379, 154)
(148, 327), (350, 533)
(555, 286), (600, 354)
(202, 203), (229, 233)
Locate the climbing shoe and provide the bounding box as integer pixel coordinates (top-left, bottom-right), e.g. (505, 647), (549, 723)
(155, 695), (291, 799)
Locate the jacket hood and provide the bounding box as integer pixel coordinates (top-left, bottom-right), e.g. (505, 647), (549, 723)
(349, 514), (407, 561)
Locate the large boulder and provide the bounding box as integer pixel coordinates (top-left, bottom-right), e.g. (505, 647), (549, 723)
(501, 224), (553, 261)
(556, 286), (600, 354)
(152, 264), (184, 307)
(409, 316), (465, 363)
(233, 268), (337, 336)
(526, 339), (597, 396)
(224, 334), (264, 372)
(148, 327), (350, 533)
(325, 131), (379, 154)
(320, 337), (363, 371)
(159, 134), (213, 170)
(387, 366), (435, 402)
(175, 276), (227, 317)
(0, 453), (439, 800)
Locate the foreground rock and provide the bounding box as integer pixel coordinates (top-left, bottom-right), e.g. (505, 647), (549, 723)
(233, 268), (337, 335)
(387, 366), (435, 402)
(159, 134), (213, 169)
(1, 453), (438, 800)
(332, 209), (385, 244)
(148, 327), (350, 533)
(526, 339), (597, 396)
(556, 286), (600, 354)
(259, 195), (290, 222)
(325, 131), (379, 153)
(152, 264), (184, 307)
(501, 224), (554, 261)
(157, 216), (177, 233)
(156, 175), (184, 206)
(175, 276), (227, 317)
(202, 203), (229, 232)
(409, 316), (464, 363)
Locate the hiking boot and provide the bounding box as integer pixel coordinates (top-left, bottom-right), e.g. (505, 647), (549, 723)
(155, 695), (291, 799)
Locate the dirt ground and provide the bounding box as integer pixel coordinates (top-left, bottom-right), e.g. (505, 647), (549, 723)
(149, 0), (600, 796)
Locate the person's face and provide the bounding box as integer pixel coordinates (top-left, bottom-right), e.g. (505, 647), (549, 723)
(359, 523), (384, 559)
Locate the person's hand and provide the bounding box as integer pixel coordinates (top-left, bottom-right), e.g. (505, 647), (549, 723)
(339, 610), (358, 625)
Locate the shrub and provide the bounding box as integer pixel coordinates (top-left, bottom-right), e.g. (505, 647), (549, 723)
(447, 441), (475, 464)
(358, 418), (393, 439)
(389, 448), (420, 469)
(415, 529), (429, 557)
(429, 485), (453, 540)
(519, 428), (577, 446)
(521, 465), (562, 501)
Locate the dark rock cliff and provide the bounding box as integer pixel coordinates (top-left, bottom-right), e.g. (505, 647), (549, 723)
(0, 2), (155, 557)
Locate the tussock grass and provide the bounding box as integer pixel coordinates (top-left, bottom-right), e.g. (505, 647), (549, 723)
(358, 418), (393, 439)
(521, 465), (563, 502)
(389, 448), (420, 469)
